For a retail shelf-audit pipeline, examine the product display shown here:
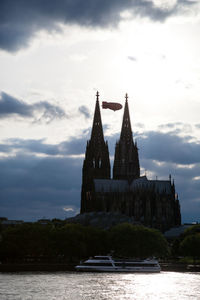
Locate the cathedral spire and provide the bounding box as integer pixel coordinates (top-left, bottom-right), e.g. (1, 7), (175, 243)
(90, 91), (104, 144)
(120, 93), (132, 144)
(81, 92), (110, 213)
(113, 93), (140, 181)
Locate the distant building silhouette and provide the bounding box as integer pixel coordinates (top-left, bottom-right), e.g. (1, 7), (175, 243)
(81, 92), (181, 231)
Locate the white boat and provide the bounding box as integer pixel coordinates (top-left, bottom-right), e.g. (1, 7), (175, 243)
(75, 255), (161, 272)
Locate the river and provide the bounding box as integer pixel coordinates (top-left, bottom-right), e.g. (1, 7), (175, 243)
(0, 272), (200, 300)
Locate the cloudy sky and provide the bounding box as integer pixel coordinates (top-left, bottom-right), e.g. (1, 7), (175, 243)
(0, 0), (200, 223)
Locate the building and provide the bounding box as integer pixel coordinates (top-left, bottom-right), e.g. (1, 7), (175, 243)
(81, 92), (181, 231)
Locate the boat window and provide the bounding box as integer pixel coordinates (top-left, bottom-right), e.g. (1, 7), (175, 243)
(114, 263), (157, 267)
(94, 257), (110, 260)
(83, 262), (113, 266)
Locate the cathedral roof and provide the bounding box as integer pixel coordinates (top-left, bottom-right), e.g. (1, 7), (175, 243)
(151, 180), (172, 194)
(130, 176), (172, 194)
(94, 179), (129, 192)
(94, 176), (172, 194)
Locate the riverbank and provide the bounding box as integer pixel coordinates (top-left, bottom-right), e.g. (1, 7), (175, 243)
(0, 263), (76, 272)
(160, 262), (200, 272)
(0, 262), (200, 272)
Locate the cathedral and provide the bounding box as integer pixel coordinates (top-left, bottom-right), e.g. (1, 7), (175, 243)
(81, 92), (181, 231)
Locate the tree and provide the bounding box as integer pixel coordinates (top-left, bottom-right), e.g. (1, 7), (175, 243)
(109, 223), (168, 258)
(182, 224), (200, 237)
(82, 226), (109, 257)
(170, 225), (200, 260)
(180, 233), (200, 263)
(0, 222), (169, 263)
(0, 223), (54, 262)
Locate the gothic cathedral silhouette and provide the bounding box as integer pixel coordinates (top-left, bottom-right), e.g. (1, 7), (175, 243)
(81, 92), (181, 231)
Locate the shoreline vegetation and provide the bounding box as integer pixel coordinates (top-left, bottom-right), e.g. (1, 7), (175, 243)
(0, 220), (200, 272)
(0, 262), (200, 273)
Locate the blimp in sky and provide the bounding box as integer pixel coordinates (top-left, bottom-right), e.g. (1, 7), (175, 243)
(102, 101), (122, 112)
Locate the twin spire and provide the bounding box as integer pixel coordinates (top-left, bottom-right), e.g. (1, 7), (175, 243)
(91, 91), (132, 144)
(89, 91), (140, 181)
(92, 91), (133, 145)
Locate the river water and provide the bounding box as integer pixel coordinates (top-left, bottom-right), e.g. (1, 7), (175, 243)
(0, 272), (200, 300)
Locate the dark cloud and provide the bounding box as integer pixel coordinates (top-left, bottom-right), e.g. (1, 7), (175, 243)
(0, 137), (86, 156)
(137, 130), (200, 165)
(0, 154), (82, 221)
(0, 0), (197, 52)
(0, 134), (86, 220)
(60, 138), (86, 155)
(0, 138), (58, 155)
(0, 91), (67, 122)
(0, 92), (32, 117)
(158, 122), (193, 135)
(78, 105), (91, 119)
(0, 127), (200, 222)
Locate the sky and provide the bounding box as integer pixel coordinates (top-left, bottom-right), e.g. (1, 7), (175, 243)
(0, 0), (200, 223)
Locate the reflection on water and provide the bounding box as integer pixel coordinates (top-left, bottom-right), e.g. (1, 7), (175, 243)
(0, 272), (200, 300)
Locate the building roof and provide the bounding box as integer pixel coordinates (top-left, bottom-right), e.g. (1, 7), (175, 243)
(130, 176), (172, 194)
(94, 176), (172, 194)
(94, 179), (129, 192)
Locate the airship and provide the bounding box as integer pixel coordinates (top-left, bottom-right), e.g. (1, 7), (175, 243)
(102, 101), (122, 112)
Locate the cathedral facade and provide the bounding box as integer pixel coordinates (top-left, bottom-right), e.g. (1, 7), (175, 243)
(81, 92), (181, 231)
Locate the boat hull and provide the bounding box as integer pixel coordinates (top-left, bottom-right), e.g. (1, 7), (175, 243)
(75, 266), (161, 273)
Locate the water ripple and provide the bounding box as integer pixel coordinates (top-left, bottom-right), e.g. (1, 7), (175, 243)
(0, 271), (200, 300)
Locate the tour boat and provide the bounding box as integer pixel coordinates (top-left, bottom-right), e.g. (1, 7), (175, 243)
(75, 255), (161, 273)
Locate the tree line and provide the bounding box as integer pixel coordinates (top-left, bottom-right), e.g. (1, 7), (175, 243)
(0, 221), (199, 264)
(0, 222), (168, 263)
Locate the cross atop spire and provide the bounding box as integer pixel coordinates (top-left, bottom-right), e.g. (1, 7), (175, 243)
(96, 91), (99, 101)
(125, 93), (128, 102)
